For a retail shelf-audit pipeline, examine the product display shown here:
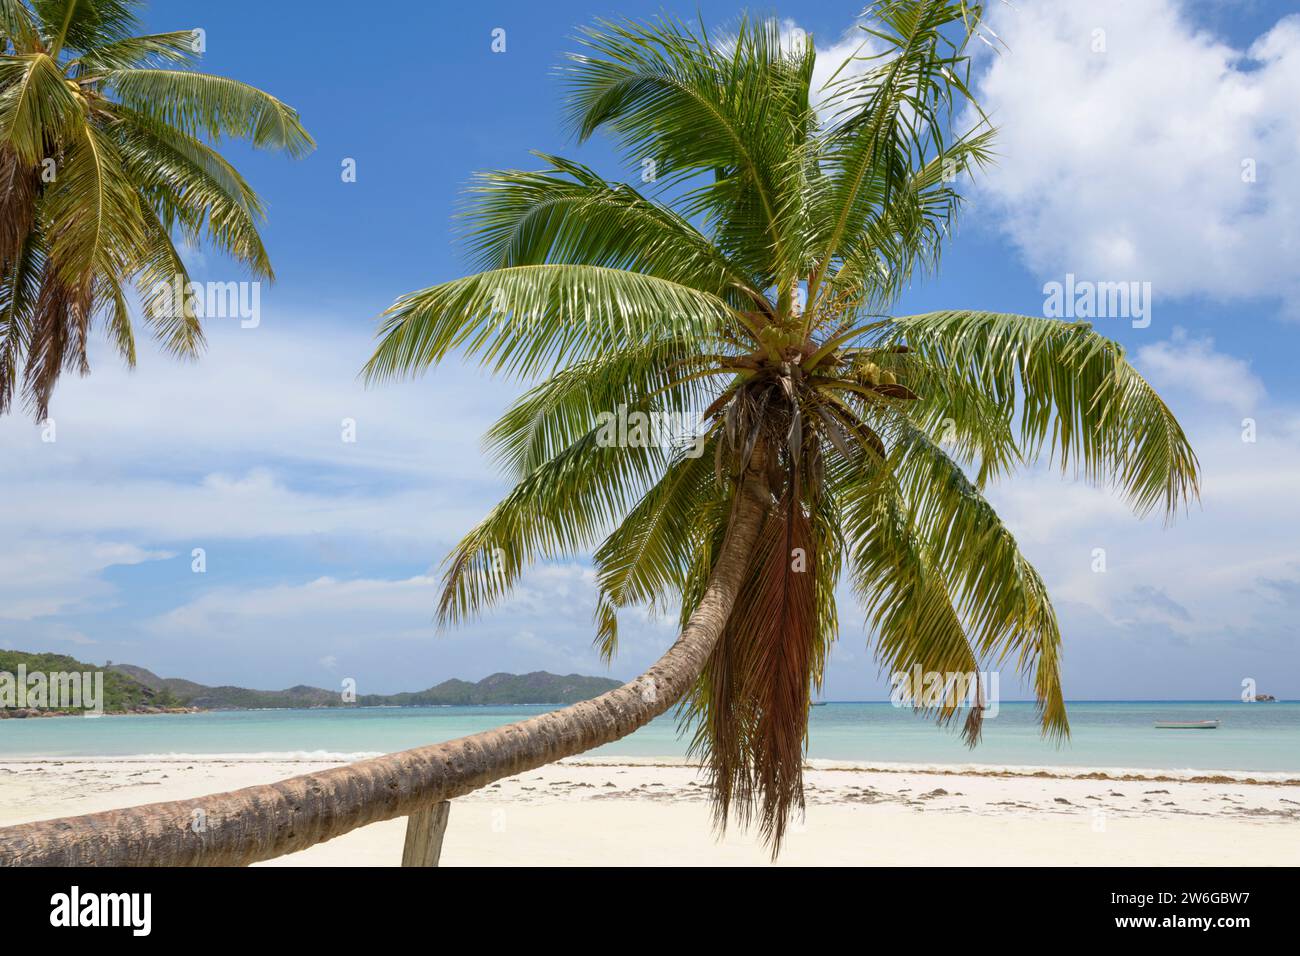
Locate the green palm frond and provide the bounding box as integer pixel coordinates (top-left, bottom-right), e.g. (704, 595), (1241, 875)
(594, 439), (717, 619)
(71, 30), (199, 73)
(0, 53), (84, 163)
(484, 338), (713, 479)
(563, 14), (815, 284)
(110, 108), (271, 276)
(888, 310), (1200, 518)
(133, 200), (200, 357)
(0, 0), (311, 417)
(40, 122), (144, 283)
(438, 427), (667, 626)
(825, 126), (995, 309)
(886, 423), (1067, 737)
(104, 69), (313, 157)
(810, 0), (988, 312)
(363, 264), (741, 383)
(0, 0), (39, 47)
(36, 0), (137, 55)
(101, 269), (134, 363)
(839, 466), (988, 742)
(463, 153), (757, 306)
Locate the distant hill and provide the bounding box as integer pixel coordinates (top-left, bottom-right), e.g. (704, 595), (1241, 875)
(0, 650), (186, 715)
(355, 672), (623, 707)
(107, 664), (621, 710)
(109, 664), (340, 710)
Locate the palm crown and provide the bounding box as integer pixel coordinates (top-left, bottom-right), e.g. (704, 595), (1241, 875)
(0, 0), (313, 418)
(365, 1), (1199, 848)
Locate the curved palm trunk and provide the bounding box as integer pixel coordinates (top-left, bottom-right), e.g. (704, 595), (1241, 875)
(0, 465), (771, 866)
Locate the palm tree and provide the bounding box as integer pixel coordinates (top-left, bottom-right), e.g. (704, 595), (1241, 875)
(365, 2), (1198, 852)
(0, 0), (312, 418)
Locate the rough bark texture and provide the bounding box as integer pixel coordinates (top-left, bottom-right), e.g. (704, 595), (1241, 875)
(0, 463), (771, 867)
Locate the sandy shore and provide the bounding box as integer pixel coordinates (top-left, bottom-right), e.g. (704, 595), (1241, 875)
(2, 756), (1297, 865)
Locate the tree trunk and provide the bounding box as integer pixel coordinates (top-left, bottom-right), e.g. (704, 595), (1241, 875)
(0, 458), (771, 866)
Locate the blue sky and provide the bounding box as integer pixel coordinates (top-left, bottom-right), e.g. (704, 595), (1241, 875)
(1, 0), (1298, 702)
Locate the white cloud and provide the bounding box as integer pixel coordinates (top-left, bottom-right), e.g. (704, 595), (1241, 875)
(0, 316), (516, 622)
(971, 1), (1300, 309)
(0, 317), (505, 483)
(0, 539), (173, 621)
(1137, 328), (1266, 414)
(148, 574), (441, 634)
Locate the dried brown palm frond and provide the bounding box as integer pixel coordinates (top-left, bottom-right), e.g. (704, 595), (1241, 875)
(689, 478), (817, 853)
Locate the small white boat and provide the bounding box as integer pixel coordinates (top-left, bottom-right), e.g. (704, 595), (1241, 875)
(1154, 719), (1219, 730)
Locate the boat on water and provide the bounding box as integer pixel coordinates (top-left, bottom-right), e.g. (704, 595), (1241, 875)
(1154, 719), (1220, 730)
(810, 701), (828, 707)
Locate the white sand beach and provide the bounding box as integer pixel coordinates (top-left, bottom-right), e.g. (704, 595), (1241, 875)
(2, 756), (1297, 866)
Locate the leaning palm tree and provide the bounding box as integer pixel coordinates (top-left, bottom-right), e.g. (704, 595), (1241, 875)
(365, 2), (1198, 852)
(0, 0), (313, 418)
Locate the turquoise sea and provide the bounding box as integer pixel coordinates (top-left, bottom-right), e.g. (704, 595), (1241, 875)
(2, 701), (1297, 773)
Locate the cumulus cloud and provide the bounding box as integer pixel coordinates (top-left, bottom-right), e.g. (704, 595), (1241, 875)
(0, 318), (514, 625)
(1137, 328), (1266, 414)
(0, 539), (173, 621)
(971, 0), (1300, 310)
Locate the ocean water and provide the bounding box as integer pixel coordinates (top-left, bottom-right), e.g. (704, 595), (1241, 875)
(2, 701), (1297, 773)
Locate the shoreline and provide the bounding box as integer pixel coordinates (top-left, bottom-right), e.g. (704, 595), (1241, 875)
(3, 755), (1296, 865)
(3, 753), (1298, 784)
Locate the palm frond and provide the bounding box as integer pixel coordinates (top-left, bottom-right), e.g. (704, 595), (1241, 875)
(0, 53), (84, 164)
(0, 227), (41, 413)
(36, 0), (138, 56)
(72, 30), (200, 73)
(838, 461), (988, 742)
(594, 437), (717, 616)
(463, 153), (758, 306)
(809, 0), (987, 311)
(437, 427), (667, 626)
(38, 121), (144, 283)
(887, 422), (1067, 738)
(563, 14), (816, 285)
(109, 106), (271, 276)
(104, 69), (314, 157)
(484, 339), (715, 479)
(0, 0), (40, 51)
(686, 477), (816, 852)
(363, 264), (740, 384)
(889, 310), (1201, 518)
(133, 199), (201, 357)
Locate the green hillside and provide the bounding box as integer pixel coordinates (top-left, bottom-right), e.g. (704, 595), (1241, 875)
(3, 652), (622, 715)
(107, 664), (621, 710)
(0, 650), (183, 714)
